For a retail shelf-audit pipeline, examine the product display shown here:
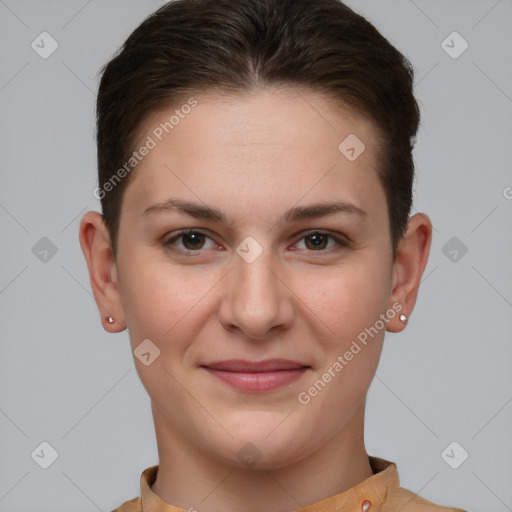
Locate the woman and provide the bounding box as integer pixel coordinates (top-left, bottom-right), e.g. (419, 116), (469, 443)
(79, 0), (467, 510)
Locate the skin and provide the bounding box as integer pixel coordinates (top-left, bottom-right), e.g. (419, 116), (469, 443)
(79, 86), (432, 512)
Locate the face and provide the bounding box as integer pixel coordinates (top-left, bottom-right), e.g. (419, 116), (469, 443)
(112, 86), (398, 469)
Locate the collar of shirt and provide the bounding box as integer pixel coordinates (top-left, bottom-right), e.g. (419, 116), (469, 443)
(134, 456), (396, 512)
(114, 456), (466, 512)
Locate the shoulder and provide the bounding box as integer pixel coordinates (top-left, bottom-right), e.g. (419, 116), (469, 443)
(110, 496), (142, 512)
(383, 486), (467, 512)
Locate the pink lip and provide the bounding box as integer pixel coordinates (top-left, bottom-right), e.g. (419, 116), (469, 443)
(201, 359), (310, 392)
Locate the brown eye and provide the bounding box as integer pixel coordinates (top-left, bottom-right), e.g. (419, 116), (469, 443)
(304, 233), (329, 250)
(164, 230), (217, 254)
(181, 232), (206, 250)
(295, 231), (348, 252)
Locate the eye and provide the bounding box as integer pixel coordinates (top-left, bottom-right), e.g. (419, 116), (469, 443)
(163, 230), (218, 254)
(294, 231), (349, 252)
(163, 229), (350, 256)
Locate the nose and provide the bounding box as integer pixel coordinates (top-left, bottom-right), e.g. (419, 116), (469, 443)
(218, 245), (294, 340)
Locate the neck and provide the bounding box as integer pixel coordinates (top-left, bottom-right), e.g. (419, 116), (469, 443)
(150, 402), (374, 512)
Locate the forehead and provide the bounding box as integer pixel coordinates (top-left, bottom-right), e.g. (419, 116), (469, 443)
(122, 86), (385, 222)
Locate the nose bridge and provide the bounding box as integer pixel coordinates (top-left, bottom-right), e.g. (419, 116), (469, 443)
(235, 248), (277, 301)
(220, 242), (292, 337)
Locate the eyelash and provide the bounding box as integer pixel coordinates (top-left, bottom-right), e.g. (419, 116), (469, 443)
(163, 229), (350, 256)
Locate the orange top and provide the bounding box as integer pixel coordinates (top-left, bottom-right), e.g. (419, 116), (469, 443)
(112, 456), (466, 512)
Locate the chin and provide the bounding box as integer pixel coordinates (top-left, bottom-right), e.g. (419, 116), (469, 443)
(205, 412), (315, 470)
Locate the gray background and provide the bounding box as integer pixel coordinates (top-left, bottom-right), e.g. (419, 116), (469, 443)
(1, 1), (511, 511)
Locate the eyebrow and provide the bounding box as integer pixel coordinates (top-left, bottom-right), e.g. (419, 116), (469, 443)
(142, 198), (367, 224)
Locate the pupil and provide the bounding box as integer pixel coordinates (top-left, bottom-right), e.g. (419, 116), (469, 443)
(308, 234), (326, 250)
(185, 233), (203, 249)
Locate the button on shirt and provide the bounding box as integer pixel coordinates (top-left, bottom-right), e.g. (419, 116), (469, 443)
(112, 456), (466, 512)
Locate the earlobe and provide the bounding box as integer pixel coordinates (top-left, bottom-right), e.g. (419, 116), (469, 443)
(386, 213), (432, 333)
(78, 211), (126, 332)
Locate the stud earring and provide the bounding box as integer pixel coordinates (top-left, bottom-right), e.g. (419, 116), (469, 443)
(107, 316), (115, 324)
(399, 313), (408, 324)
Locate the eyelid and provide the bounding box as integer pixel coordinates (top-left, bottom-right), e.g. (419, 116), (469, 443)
(163, 228), (350, 255)
(163, 229), (219, 255)
(293, 230), (351, 249)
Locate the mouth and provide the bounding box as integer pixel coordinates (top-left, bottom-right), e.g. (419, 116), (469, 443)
(200, 359), (311, 392)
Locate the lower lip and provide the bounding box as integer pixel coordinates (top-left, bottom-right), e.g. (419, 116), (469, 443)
(203, 367), (309, 392)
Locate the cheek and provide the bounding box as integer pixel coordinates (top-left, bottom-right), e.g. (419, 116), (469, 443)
(116, 247), (215, 345)
(300, 257), (392, 344)
(295, 264), (389, 416)
(116, 252), (212, 404)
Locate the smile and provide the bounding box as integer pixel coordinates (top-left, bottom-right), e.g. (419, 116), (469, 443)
(201, 359), (311, 392)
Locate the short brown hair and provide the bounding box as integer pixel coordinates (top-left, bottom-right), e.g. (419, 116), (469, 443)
(96, 0), (420, 259)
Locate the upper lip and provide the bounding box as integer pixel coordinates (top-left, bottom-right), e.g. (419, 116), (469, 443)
(202, 359), (309, 372)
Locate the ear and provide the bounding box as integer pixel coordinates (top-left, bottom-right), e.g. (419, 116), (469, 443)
(78, 211), (126, 332)
(386, 213), (432, 333)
